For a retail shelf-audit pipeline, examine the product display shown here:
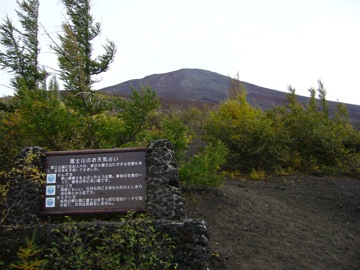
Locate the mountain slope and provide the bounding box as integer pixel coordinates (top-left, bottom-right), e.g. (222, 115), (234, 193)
(101, 68), (287, 106)
(101, 68), (360, 123)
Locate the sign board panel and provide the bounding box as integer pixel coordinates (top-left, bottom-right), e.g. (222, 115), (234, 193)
(41, 148), (147, 215)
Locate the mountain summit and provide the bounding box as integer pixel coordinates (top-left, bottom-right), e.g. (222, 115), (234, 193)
(101, 68), (289, 108)
(101, 68), (360, 122)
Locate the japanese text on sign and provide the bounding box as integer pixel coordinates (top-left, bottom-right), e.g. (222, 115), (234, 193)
(42, 148), (147, 215)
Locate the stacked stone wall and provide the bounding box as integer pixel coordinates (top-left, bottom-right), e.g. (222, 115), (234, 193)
(0, 140), (209, 269)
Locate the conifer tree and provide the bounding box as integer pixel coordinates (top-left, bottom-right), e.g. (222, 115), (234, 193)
(228, 72), (246, 100)
(317, 80), (329, 117)
(52, 0), (116, 114)
(48, 75), (59, 91)
(0, 0), (46, 92)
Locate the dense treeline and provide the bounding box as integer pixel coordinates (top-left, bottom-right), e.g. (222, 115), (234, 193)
(204, 82), (360, 178)
(4, 77), (359, 184)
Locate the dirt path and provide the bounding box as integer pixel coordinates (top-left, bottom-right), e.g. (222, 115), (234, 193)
(185, 175), (360, 270)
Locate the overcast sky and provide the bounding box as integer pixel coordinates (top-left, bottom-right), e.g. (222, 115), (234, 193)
(1, 0), (359, 105)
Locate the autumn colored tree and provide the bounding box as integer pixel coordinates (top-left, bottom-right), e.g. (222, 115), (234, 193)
(204, 88), (289, 172)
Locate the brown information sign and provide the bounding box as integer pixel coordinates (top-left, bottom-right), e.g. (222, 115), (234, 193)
(41, 148), (147, 215)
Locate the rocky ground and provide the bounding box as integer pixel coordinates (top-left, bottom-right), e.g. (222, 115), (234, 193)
(185, 175), (360, 270)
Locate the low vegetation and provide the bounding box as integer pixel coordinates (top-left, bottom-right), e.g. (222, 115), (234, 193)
(4, 214), (175, 270)
(45, 214), (175, 270)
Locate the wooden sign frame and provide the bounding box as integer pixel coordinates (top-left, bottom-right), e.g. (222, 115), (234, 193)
(40, 148), (147, 215)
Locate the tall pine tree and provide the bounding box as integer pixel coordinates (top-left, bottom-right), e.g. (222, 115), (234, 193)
(52, 0), (116, 114)
(0, 0), (46, 92)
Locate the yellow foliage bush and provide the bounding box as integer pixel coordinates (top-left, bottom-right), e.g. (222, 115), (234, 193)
(249, 169), (266, 180)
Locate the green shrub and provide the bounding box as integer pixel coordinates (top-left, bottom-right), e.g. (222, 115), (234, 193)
(204, 94), (289, 172)
(0, 150), (44, 225)
(115, 86), (160, 147)
(273, 84), (360, 175)
(179, 141), (228, 188)
(45, 213), (175, 270)
(176, 106), (209, 138)
(158, 114), (191, 162)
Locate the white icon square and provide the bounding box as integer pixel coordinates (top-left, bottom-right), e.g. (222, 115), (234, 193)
(47, 174), (56, 183)
(45, 197), (55, 208)
(46, 185), (56, 196)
